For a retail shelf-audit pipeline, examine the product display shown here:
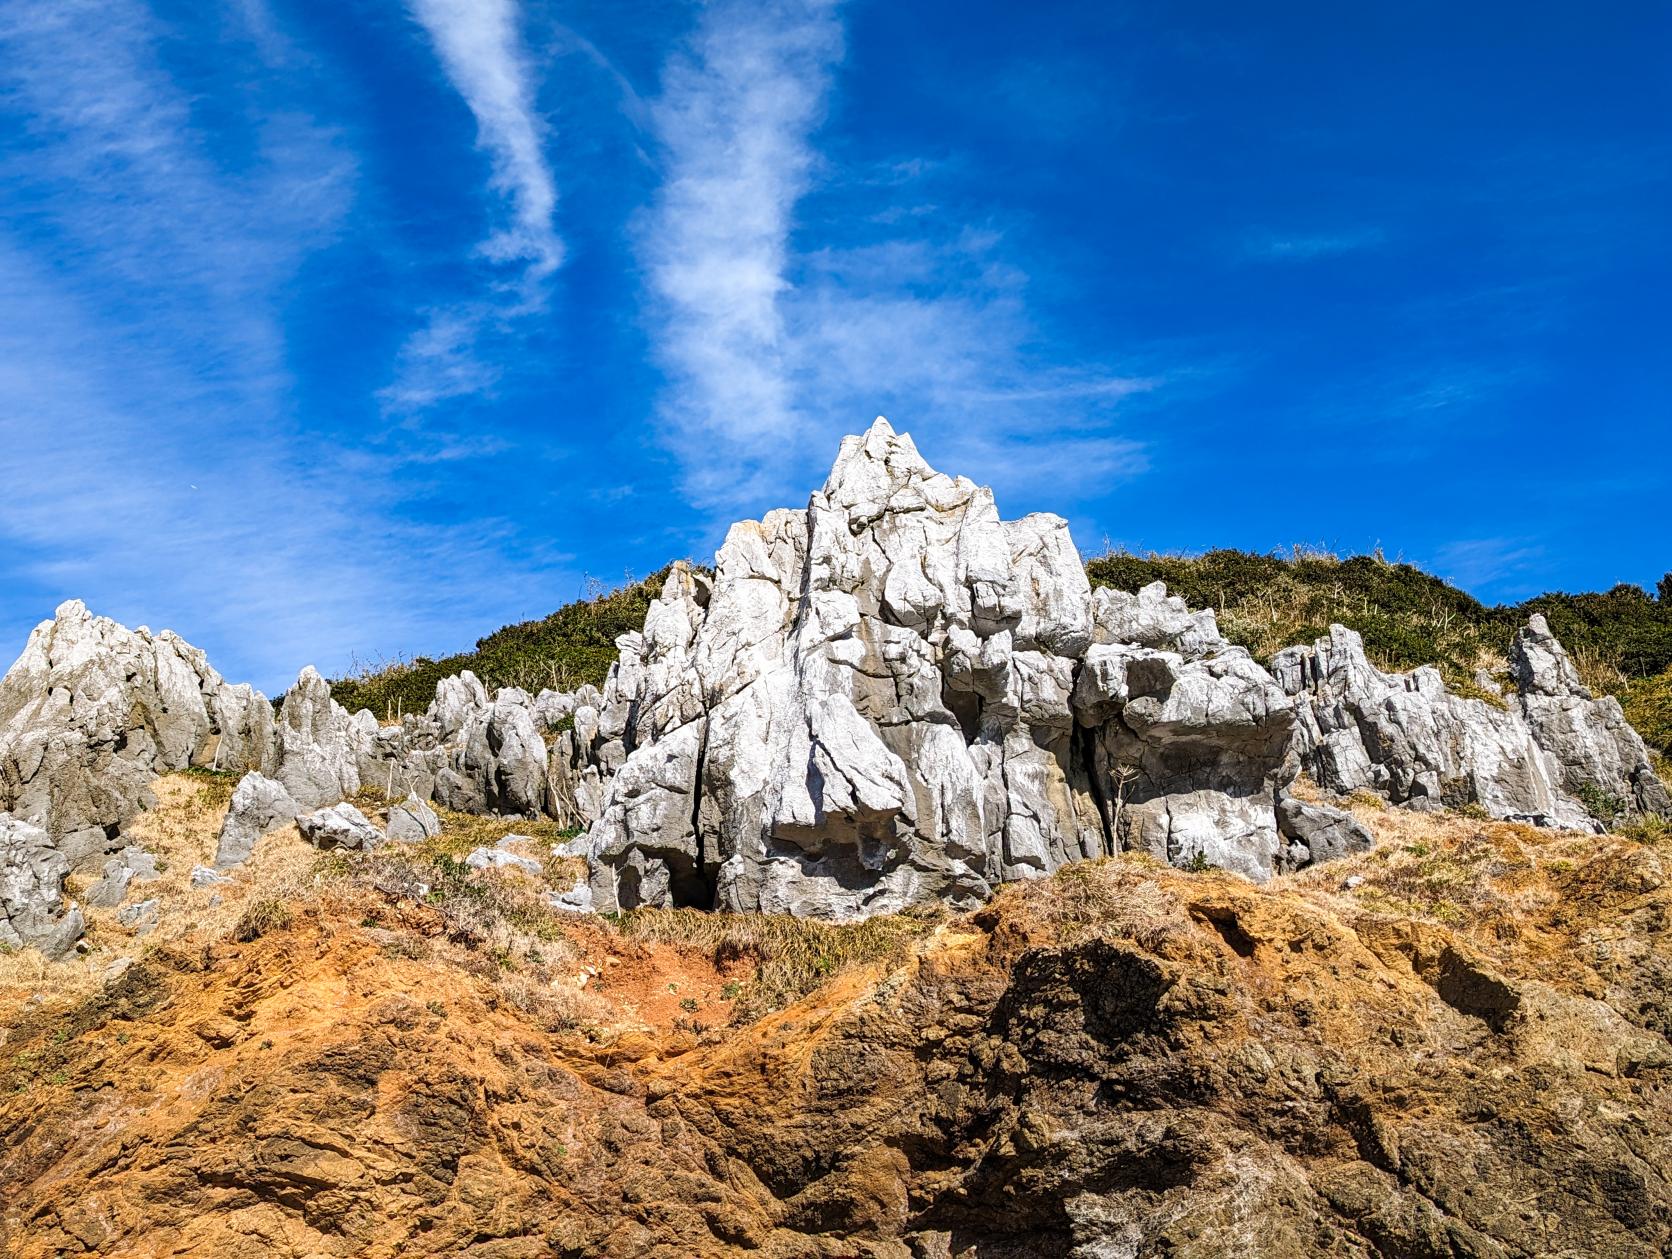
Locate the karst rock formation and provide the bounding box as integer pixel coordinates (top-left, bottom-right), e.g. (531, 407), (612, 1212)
(1, 419), (1667, 948)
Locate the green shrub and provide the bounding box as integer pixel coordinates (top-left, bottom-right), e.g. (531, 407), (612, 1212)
(330, 569), (677, 720)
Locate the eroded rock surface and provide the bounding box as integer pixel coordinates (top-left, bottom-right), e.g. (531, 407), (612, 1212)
(296, 802), (384, 851)
(3, 826), (1669, 1258)
(559, 423), (1400, 916)
(1511, 613), (1672, 820)
(1273, 620), (1671, 831)
(384, 794), (441, 843)
(0, 601), (274, 866)
(0, 814), (83, 958)
(213, 772), (301, 869)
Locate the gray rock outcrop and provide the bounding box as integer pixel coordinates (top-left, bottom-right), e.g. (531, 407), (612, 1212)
(115, 897), (160, 935)
(82, 846), (160, 908)
(385, 794), (442, 843)
(296, 802), (384, 851)
(1271, 618), (1672, 832)
(213, 772), (301, 868)
(0, 600), (275, 866)
(1275, 795), (1375, 865)
(560, 421), (1341, 917)
(0, 814), (84, 957)
(569, 421), (1113, 918)
(1510, 614), (1672, 821)
(1073, 584), (1303, 880)
(273, 667), (371, 810)
(464, 836), (544, 877)
(2, 422), (1665, 932)
(1272, 624), (1592, 826)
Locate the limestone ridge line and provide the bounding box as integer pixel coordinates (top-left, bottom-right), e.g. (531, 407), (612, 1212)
(1, 419), (1668, 946)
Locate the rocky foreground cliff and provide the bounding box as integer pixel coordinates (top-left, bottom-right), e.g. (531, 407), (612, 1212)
(2, 787), (1670, 1257)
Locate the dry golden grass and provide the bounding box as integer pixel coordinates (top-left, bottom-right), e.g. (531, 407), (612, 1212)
(1272, 797), (1670, 975)
(0, 774), (323, 1026)
(989, 857), (1189, 950)
(614, 905), (939, 1017)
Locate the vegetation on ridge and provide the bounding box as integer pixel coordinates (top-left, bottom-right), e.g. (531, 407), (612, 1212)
(330, 568), (672, 720)
(1086, 547), (1672, 761)
(330, 547), (1672, 762)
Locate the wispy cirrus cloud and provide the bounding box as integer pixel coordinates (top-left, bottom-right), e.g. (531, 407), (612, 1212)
(639, 0), (1151, 517)
(385, 0), (562, 414)
(639, 0), (844, 488)
(1245, 226), (1387, 261)
(0, 0), (571, 690)
(1432, 537), (1545, 595)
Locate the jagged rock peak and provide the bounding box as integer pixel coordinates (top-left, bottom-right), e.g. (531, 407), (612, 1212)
(1510, 614), (1671, 819)
(568, 418), (1321, 920)
(0, 600), (275, 866)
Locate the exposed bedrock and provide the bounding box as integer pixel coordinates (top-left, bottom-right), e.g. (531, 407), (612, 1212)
(1273, 615), (1669, 831)
(1, 420), (1667, 936)
(569, 420), (1342, 918)
(0, 600), (275, 868)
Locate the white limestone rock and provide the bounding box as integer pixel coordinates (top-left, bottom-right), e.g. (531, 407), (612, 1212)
(1276, 795), (1374, 866)
(1090, 581), (1228, 658)
(1510, 614), (1671, 821)
(213, 772), (301, 868)
(0, 600), (276, 867)
(116, 897), (160, 934)
(273, 667), (368, 810)
(1074, 643), (1298, 881)
(296, 802), (384, 851)
(385, 794), (442, 843)
(82, 846), (160, 908)
(463, 842), (544, 877)
(577, 420), (1116, 919)
(0, 813), (84, 957)
(1273, 624), (1597, 830)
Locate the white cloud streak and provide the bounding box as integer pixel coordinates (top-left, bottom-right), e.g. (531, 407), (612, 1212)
(388, 0), (562, 413)
(642, 0), (843, 475)
(0, 0), (568, 691)
(407, 0), (561, 283)
(640, 0), (1150, 519)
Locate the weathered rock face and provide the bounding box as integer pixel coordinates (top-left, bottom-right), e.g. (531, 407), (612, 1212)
(6, 823), (1671, 1259)
(296, 802), (384, 851)
(0, 814), (83, 958)
(213, 772), (302, 869)
(562, 421), (1325, 918)
(1273, 620), (1672, 831)
(384, 794), (441, 844)
(1511, 613), (1672, 820)
(1272, 624), (1585, 825)
(1074, 584), (1303, 880)
(0, 601), (274, 867)
(272, 667), (370, 810)
(81, 846), (160, 908)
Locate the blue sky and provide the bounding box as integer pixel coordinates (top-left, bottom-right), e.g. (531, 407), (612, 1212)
(1, 0), (1667, 693)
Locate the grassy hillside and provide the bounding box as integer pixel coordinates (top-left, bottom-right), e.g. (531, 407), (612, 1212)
(330, 549), (1672, 762)
(1085, 548), (1672, 759)
(330, 569), (671, 720)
